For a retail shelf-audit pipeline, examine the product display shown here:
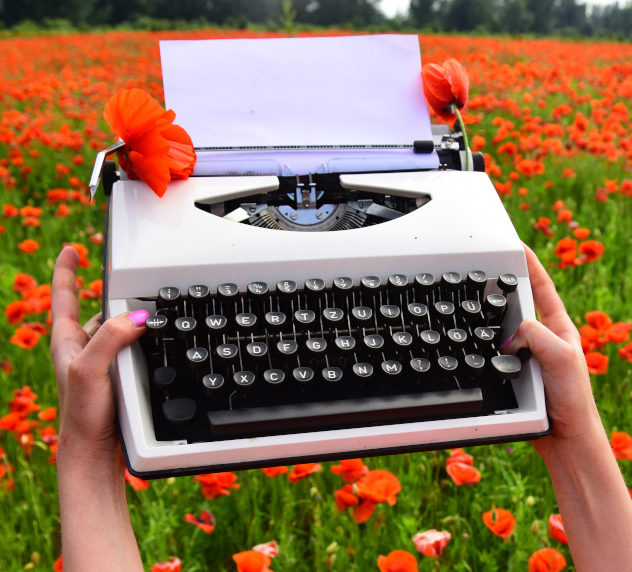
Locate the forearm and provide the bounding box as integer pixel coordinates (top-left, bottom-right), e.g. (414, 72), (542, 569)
(57, 455), (143, 572)
(541, 422), (632, 572)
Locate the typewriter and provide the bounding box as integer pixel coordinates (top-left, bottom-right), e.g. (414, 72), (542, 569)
(93, 35), (550, 478)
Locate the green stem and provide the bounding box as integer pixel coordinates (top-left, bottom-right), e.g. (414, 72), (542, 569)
(454, 106), (470, 172)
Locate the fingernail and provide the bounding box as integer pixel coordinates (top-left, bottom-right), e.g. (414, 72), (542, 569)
(128, 309), (150, 326)
(499, 335), (513, 350)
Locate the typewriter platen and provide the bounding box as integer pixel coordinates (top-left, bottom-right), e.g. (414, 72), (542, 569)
(98, 36), (549, 478)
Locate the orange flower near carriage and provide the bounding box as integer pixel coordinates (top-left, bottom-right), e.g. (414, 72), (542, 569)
(528, 547), (566, 572)
(261, 466), (288, 478)
(610, 431), (632, 461)
(377, 550), (418, 572)
(422, 58), (469, 123)
(193, 471), (240, 498)
(548, 514), (568, 544)
(184, 510), (215, 534)
(445, 448), (481, 486)
(330, 458), (369, 483)
(232, 550), (273, 572)
(585, 351), (609, 375)
(151, 557), (182, 572)
(288, 462), (321, 483)
(103, 88), (196, 197)
(412, 529), (452, 557)
(482, 508), (516, 539)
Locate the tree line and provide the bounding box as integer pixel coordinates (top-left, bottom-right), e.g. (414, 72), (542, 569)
(0, 0), (630, 39)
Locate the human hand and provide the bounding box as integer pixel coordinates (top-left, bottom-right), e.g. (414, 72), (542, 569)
(504, 245), (603, 461)
(50, 245), (149, 469)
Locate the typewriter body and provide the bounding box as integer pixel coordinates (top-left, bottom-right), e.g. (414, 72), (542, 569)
(98, 35), (549, 478)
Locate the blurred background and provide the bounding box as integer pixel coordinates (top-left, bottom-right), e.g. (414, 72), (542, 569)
(0, 0), (630, 39)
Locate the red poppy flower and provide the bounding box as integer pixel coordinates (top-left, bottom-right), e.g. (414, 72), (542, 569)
(37, 407), (57, 422)
(288, 463), (321, 483)
(52, 556), (63, 572)
(528, 548), (566, 572)
(446, 461), (481, 486)
(334, 484), (359, 511)
(261, 466), (288, 478)
(5, 301), (28, 325)
(330, 458), (369, 483)
(422, 59), (469, 122)
(585, 351), (609, 374)
(252, 540), (279, 559)
(125, 468), (150, 490)
(355, 469), (401, 506)
(17, 239), (39, 254)
(610, 431), (632, 460)
(151, 557), (182, 572)
(193, 471), (240, 498)
(232, 550), (273, 572)
(412, 529), (452, 557)
(10, 326), (40, 349)
(103, 88), (196, 197)
(184, 510), (215, 534)
(578, 240), (604, 263)
(377, 550), (418, 572)
(619, 342), (632, 363)
(482, 508), (516, 539)
(12, 273), (37, 293)
(548, 514), (568, 544)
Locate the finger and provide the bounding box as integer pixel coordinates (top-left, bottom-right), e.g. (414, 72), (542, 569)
(50, 246), (90, 391)
(68, 311), (149, 394)
(524, 244), (580, 345)
(83, 312), (104, 339)
(505, 318), (574, 367)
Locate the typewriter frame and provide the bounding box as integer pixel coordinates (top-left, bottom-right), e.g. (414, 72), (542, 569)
(101, 165), (550, 479)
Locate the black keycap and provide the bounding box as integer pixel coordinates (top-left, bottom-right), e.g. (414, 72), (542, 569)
(351, 306), (374, 327)
(332, 277), (354, 304)
(276, 280), (298, 312)
(484, 294), (507, 321)
(433, 301), (455, 325)
(304, 278), (326, 306)
(246, 341), (268, 360)
(352, 362), (374, 380)
(247, 281), (269, 313)
(381, 359), (403, 377)
(459, 300), (482, 323)
(263, 369), (285, 387)
(419, 329), (441, 351)
(292, 366), (315, 386)
(406, 302), (428, 322)
(378, 304), (401, 325)
(360, 276), (381, 301)
(410, 357), (431, 376)
(202, 373), (225, 397)
(464, 354), (486, 378)
(217, 283), (239, 315)
(275, 339), (298, 358)
(473, 327), (496, 352)
(188, 284), (210, 303)
(441, 272), (462, 292)
(294, 309), (317, 330)
(391, 331), (413, 353)
(322, 366), (344, 386)
(363, 334), (385, 353)
(491, 355), (522, 379)
(447, 328), (468, 347)
(334, 335), (356, 357)
(497, 273), (518, 294)
(305, 337), (328, 357)
(264, 311), (287, 331)
(153, 366), (177, 391)
(437, 355), (459, 376)
(233, 370), (256, 389)
(157, 286), (181, 308)
(186, 347), (208, 373)
(466, 270), (487, 298)
(235, 312), (258, 331)
(387, 274), (409, 299)
(216, 343), (239, 363)
(163, 398), (196, 424)
(145, 314), (168, 337)
(323, 307), (345, 328)
(174, 316), (198, 339)
(414, 273), (435, 294)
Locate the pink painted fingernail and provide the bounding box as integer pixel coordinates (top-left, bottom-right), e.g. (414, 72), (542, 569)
(128, 309), (150, 326)
(499, 335), (513, 350)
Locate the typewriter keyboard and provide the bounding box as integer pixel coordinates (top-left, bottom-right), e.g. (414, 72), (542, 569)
(140, 271), (524, 443)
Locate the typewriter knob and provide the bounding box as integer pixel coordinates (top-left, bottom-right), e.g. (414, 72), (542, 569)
(497, 273), (518, 294)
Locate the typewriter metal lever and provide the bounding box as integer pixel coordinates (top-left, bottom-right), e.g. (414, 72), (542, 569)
(89, 140), (126, 199)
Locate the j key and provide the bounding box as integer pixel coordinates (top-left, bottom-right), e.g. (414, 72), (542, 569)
(484, 294), (507, 321)
(217, 283), (239, 316)
(304, 278), (326, 307)
(378, 304), (401, 326)
(351, 306), (374, 328)
(323, 307), (346, 329)
(235, 312), (258, 332)
(414, 272), (435, 295)
(153, 366), (177, 392)
(276, 280), (298, 312)
(406, 302), (428, 323)
(491, 355), (522, 380)
(145, 314), (169, 337)
(332, 277), (354, 305)
(497, 273), (518, 294)
(202, 373), (225, 398)
(294, 309), (317, 331)
(264, 311), (287, 332)
(247, 281), (269, 313)
(466, 270), (487, 299)
(433, 301), (455, 325)
(360, 275), (381, 302)
(205, 315), (228, 340)
(186, 347), (209, 374)
(163, 398), (197, 424)
(363, 333), (385, 353)
(464, 353), (486, 378)
(174, 316), (198, 340)
(459, 300), (482, 323)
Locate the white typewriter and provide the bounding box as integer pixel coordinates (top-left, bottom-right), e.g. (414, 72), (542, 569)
(92, 35), (549, 478)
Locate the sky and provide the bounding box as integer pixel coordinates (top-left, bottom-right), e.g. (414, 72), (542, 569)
(377, 0), (624, 18)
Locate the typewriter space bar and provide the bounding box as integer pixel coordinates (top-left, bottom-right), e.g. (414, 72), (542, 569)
(208, 388), (483, 438)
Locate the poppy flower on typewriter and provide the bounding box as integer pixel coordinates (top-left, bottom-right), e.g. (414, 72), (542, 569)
(103, 88), (196, 197)
(422, 58), (469, 122)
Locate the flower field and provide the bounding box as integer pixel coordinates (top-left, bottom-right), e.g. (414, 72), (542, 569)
(1, 29), (632, 571)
